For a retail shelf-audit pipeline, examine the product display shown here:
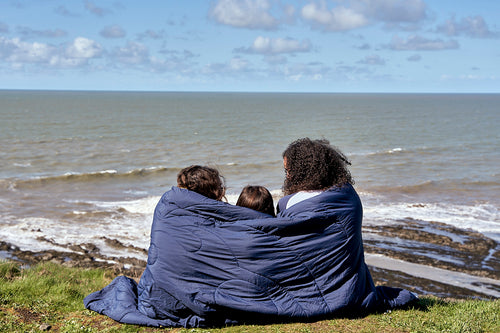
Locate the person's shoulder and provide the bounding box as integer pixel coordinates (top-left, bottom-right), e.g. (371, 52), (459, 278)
(277, 193), (294, 213)
(324, 183), (356, 194)
(322, 184), (361, 206)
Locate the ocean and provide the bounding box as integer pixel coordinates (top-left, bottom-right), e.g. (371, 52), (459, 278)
(1, 90), (499, 297)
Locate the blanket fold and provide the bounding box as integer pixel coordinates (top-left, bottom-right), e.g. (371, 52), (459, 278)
(84, 186), (417, 327)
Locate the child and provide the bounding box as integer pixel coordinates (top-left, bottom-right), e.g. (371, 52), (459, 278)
(236, 185), (275, 216)
(177, 165), (226, 201)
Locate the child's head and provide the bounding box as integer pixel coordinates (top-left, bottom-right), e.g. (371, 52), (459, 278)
(177, 165), (226, 201)
(236, 185), (275, 216)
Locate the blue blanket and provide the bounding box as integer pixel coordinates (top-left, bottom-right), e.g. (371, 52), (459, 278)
(84, 185), (416, 327)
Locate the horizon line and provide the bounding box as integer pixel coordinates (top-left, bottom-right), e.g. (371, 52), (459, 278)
(1, 88), (499, 94)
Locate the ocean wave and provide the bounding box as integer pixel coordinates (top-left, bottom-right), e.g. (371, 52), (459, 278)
(370, 147), (405, 155)
(13, 162), (32, 168)
(0, 212), (151, 260)
(362, 200), (500, 242)
(351, 145), (443, 158)
(89, 196), (160, 215)
(5, 166), (181, 189)
(367, 178), (500, 196)
(222, 160), (282, 169)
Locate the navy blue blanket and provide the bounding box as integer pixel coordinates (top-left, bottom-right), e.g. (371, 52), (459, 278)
(84, 185), (416, 327)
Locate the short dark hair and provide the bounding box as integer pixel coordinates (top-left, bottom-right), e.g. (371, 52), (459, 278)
(282, 138), (354, 195)
(236, 185), (275, 216)
(177, 165), (225, 201)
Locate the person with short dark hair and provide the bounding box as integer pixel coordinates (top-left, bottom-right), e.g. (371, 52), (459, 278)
(177, 165), (226, 201)
(236, 185), (275, 216)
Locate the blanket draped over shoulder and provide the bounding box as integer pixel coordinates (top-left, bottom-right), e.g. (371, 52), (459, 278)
(84, 185), (417, 327)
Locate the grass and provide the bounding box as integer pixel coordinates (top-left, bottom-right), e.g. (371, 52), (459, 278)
(0, 260), (498, 332)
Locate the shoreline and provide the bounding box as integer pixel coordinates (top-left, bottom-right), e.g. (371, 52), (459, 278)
(1, 244), (496, 300)
(365, 253), (500, 298)
(1, 216), (498, 300)
(2, 228), (499, 300)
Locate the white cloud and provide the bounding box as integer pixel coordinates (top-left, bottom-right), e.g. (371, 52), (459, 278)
(283, 4), (296, 24)
(263, 54), (288, 65)
(0, 36), (102, 69)
(66, 37), (103, 59)
(100, 25), (126, 39)
(229, 56), (250, 71)
(277, 61), (331, 82)
(441, 73), (498, 81)
(54, 5), (79, 17)
(301, 2), (368, 31)
(0, 22), (9, 33)
(388, 35), (459, 51)
(0, 37), (55, 63)
(149, 56), (191, 73)
(110, 41), (149, 65)
(84, 0), (111, 17)
(137, 29), (166, 41)
(363, 0), (427, 23)
(437, 15), (499, 39)
(148, 49), (198, 74)
(52, 37), (103, 68)
(203, 56), (252, 75)
(357, 54), (386, 65)
(16, 26), (67, 39)
(238, 36), (312, 55)
(407, 54), (421, 62)
(49, 55), (88, 68)
(300, 0), (427, 32)
(356, 43), (371, 50)
(209, 0), (279, 30)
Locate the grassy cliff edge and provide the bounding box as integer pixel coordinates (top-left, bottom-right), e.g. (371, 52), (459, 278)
(1, 261), (498, 333)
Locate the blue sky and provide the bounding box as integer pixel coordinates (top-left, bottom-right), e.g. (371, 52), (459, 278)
(1, 0), (499, 92)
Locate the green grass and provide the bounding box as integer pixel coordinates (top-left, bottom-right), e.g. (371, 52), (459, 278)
(0, 260), (498, 332)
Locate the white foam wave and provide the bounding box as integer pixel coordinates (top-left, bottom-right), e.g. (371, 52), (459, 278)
(362, 200), (500, 242)
(62, 169), (118, 177)
(359, 147), (406, 156)
(92, 196), (160, 214)
(387, 147), (403, 153)
(2, 191), (497, 264)
(13, 162), (32, 168)
(0, 196), (156, 260)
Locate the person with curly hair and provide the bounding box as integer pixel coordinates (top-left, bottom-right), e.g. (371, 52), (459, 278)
(278, 137), (354, 211)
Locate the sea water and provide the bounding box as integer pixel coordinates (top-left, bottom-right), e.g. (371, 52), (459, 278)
(1, 91), (499, 261)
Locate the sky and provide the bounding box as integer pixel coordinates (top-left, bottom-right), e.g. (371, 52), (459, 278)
(0, 0), (499, 93)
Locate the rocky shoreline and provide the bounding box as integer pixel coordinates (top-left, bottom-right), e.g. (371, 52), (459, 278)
(1, 218), (499, 299)
(0, 237), (147, 280)
(363, 218), (500, 281)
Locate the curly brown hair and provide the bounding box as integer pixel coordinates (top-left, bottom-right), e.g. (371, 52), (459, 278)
(177, 165), (226, 201)
(282, 138), (354, 195)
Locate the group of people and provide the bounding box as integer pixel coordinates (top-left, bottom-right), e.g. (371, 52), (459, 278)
(84, 138), (417, 328)
(178, 165), (276, 216)
(178, 137), (354, 218)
